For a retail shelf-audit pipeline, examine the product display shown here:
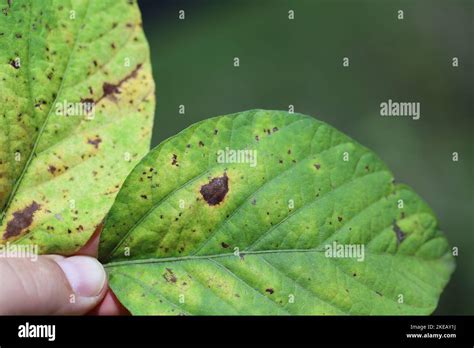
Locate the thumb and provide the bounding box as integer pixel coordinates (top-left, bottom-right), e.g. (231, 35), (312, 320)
(0, 255), (107, 315)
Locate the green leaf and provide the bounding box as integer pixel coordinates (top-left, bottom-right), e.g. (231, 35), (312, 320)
(99, 110), (454, 315)
(0, 0), (155, 254)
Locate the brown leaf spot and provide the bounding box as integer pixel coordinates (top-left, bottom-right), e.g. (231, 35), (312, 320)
(80, 98), (95, 114)
(171, 154), (178, 166)
(221, 242), (229, 248)
(48, 165), (56, 174)
(9, 59), (19, 69)
(265, 288), (274, 295)
(4, 201), (41, 239)
(314, 163), (321, 170)
(392, 220), (406, 244)
(87, 136), (102, 149)
(163, 268), (177, 283)
(200, 173), (229, 206)
(98, 64), (142, 103)
(102, 82), (120, 96)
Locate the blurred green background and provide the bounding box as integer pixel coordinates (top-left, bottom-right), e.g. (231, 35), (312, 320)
(138, 0), (473, 315)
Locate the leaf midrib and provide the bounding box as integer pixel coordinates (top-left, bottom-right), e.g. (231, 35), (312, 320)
(103, 246), (446, 269)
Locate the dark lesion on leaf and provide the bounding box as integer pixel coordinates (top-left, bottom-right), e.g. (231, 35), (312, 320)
(3, 201), (41, 239)
(104, 63), (142, 97)
(80, 98), (95, 114)
(102, 82), (120, 97)
(87, 63), (143, 104)
(163, 268), (177, 283)
(265, 288), (274, 295)
(87, 135), (102, 149)
(9, 58), (20, 69)
(200, 173), (229, 206)
(392, 220), (406, 245)
(171, 154), (178, 166)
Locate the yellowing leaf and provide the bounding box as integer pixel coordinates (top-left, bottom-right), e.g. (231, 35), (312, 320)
(100, 110), (454, 315)
(0, 0), (155, 254)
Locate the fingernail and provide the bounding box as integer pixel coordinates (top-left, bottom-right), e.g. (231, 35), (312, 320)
(57, 256), (106, 297)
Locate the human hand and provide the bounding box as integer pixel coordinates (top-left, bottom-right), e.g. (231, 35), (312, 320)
(0, 229), (128, 315)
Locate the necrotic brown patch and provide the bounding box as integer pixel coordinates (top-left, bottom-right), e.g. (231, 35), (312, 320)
(87, 136), (102, 149)
(99, 63), (142, 102)
(102, 82), (120, 96)
(200, 173), (229, 206)
(3, 201), (41, 239)
(392, 220), (406, 244)
(9, 59), (19, 69)
(171, 154), (178, 166)
(163, 268), (177, 283)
